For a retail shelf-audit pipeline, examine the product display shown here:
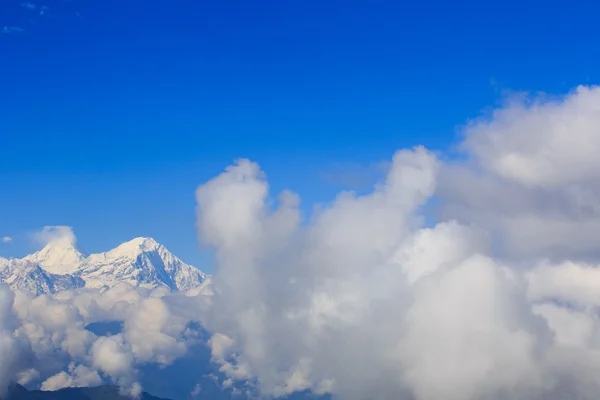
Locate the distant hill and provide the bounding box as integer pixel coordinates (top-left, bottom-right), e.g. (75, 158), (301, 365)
(3, 384), (171, 400)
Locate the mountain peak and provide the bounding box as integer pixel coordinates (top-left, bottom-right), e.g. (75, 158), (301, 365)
(112, 237), (162, 255)
(23, 240), (86, 274)
(130, 237), (160, 247)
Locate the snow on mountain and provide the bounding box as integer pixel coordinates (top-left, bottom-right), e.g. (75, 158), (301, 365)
(0, 237), (207, 296)
(1, 257), (85, 296)
(23, 242), (87, 274)
(4, 263), (86, 296)
(0, 256), (18, 281)
(79, 237), (207, 291)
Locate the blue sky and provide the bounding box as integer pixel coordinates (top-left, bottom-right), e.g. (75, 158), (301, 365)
(1, 0), (599, 270)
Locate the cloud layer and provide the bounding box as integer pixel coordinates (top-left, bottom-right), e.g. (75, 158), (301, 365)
(4, 85), (600, 400)
(0, 283), (213, 398)
(194, 86), (600, 399)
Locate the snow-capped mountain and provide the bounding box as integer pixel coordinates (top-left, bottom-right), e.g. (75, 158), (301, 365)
(79, 237), (206, 291)
(23, 241), (87, 274)
(0, 237), (207, 296)
(0, 258), (86, 296)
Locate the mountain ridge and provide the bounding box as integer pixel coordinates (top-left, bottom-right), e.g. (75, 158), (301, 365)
(0, 237), (207, 296)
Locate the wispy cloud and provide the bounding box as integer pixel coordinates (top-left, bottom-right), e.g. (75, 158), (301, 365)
(20, 2), (37, 10)
(18, 1), (50, 19)
(2, 26), (25, 34)
(33, 226), (76, 247)
(1, 237), (12, 244)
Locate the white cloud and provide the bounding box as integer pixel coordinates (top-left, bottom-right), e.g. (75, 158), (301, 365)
(439, 86), (600, 260)
(190, 383), (202, 397)
(6, 85), (600, 400)
(34, 226), (77, 248)
(196, 148), (545, 399)
(91, 335), (135, 381)
(41, 363), (102, 391)
(0, 237), (11, 244)
(527, 261), (600, 307)
(462, 86), (600, 188)
(2, 26), (25, 34)
(16, 369), (40, 386)
(0, 284), (22, 396)
(0, 282), (213, 397)
(191, 105), (600, 400)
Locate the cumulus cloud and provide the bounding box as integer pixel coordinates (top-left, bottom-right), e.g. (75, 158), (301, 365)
(439, 85), (600, 260)
(461, 86), (600, 188)
(192, 88), (600, 400)
(0, 284), (21, 395)
(6, 84), (600, 400)
(41, 363), (102, 391)
(196, 148), (545, 400)
(0, 282), (213, 397)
